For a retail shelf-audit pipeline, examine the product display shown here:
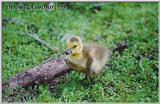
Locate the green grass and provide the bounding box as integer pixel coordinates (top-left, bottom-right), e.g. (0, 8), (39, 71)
(2, 2), (158, 102)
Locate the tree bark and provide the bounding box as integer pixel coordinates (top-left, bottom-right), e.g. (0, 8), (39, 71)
(8, 57), (70, 88)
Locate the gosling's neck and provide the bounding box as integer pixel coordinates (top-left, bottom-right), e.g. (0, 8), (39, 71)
(70, 52), (83, 59)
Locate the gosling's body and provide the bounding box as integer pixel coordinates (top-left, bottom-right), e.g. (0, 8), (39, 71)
(65, 36), (112, 80)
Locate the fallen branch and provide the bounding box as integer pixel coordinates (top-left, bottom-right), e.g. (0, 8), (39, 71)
(8, 57), (70, 88)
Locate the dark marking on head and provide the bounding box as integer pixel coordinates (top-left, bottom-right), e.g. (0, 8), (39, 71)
(70, 37), (79, 42)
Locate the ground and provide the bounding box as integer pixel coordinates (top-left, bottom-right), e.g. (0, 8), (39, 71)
(2, 2), (158, 102)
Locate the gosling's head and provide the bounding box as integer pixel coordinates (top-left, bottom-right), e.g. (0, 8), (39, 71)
(65, 36), (83, 56)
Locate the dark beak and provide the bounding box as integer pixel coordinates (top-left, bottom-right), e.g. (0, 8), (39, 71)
(65, 48), (72, 55)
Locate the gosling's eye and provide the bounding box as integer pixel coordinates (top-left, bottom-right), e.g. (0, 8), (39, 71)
(73, 45), (77, 48)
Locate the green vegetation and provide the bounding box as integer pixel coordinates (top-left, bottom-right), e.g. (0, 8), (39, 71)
(2, 2), (158, 102)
